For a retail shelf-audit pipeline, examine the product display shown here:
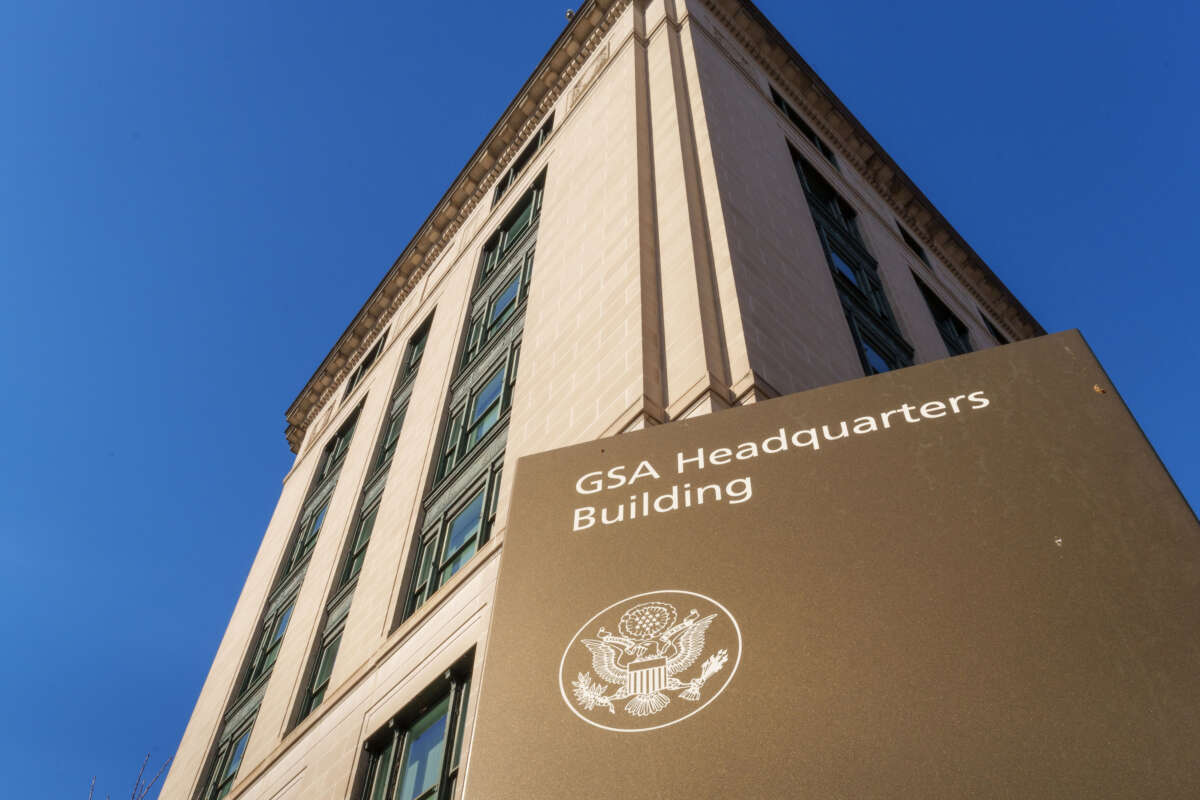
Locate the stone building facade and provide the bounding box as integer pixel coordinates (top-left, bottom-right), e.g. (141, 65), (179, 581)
(160, 1), (1041, 798)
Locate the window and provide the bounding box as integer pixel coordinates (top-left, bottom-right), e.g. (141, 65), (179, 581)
(358, 667), (472, 800)
(895, 220), (931, 267)
(203, 723), (253, 800)
(344, 333), (388, 399)
(792, 152), (859, 243)
(280, 409), (359, 576)
(843, 309), (910, 375)
(479, 177), (544, 283)
(340, 504), (378, 586)
(466, 367), (505, 447)
(374, 315), (434, 476)
(493, 114), (554, 206)
(915, 276), (973, 356)
(284, 501), (328, 573)
(244, 602), (293, 688)
(462, 251), (533, 368)
(403, 177), (541, 625)
(292, 313), (437, 730)
(406, 469), (502, 617)
(790, 144), (912, 377)
(374, 402), (408, 474)
(980, 311), (1009, 345)
(771, 85), (837, 165)
(436, 344), (519, 482)
(402, 319), (431, 383)
(315, 412), (359, 484)
(298, 629), (342, 719)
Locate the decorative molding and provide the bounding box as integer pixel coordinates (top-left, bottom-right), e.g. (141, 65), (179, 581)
(568, 40), (613, 109)
(287, 0), (1040, 452)
(285, 0), (631, 452)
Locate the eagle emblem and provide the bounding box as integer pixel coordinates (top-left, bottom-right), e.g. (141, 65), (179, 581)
(570, 601), (730, 717)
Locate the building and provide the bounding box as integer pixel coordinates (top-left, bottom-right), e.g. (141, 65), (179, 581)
(160, 1), (1041, 798)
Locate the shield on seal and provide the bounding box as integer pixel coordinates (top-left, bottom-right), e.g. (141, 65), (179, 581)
(626, 656), (669, 696)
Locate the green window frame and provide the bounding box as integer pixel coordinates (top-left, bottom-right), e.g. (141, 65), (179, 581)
(315, 411), (359, 484)
(344, 332), (388, 399)
(401, 318), (432, 383)
(284, 501), (328, 574)
(406, 464), (502, 618)
(461, 250), (533, 369)
(292, 312), (438, 731)
(204, 722), (253, 800)
(358, 668), (472, 800)
(493, 114), (553, 206)
(436, 343), (519, 483)
(298, 629), (342, 719)
(373, 401), (409, 476)
(339, 504), (378, 587)
(479, 178), (543, 284)
(244, 601), (294, 688)
(465, 367), (505, 447)
(403, 175), (541, 628)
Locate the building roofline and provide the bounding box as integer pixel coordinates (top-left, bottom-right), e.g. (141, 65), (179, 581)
(283, 0), (620, 452)
(284, 0), (1043, 452)
(719, 0), (1043, 339)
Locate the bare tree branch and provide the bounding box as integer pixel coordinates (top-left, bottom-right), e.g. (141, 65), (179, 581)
(130, 753), (149, 800)
(89, 753), (172, 800)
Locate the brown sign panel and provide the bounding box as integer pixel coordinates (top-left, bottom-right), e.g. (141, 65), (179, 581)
(466, 331), (1200, 798)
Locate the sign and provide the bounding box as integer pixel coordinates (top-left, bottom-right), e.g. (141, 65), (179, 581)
(466, 331), (1200, 798)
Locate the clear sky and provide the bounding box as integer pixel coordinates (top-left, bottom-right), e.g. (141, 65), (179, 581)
(1, 1), (1196, 797)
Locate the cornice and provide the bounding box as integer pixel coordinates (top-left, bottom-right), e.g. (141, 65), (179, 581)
(700, 0), (1044, 344)
(287, 0), (1041, 452)
(284, 0), (629, 452)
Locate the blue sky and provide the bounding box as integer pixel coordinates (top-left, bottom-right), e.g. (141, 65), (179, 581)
(1, 1), (1196, 797)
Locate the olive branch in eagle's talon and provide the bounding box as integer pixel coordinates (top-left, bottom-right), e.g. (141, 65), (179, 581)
(571, 672), (616, 713)
(679, 648), (728, 701)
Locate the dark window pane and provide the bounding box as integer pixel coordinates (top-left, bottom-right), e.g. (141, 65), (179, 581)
(342, 508), (378, 584)
(376, 410), (405, 471)
(981, 313), (1009, 345)
(314, 635), (340, 687)
(829, 250), (861, 289)
(367, 737), (396, 800)
(303, 632), (343, 715)
(916, 278), (972, 355)
(437, 411), (464, 479)
(897, 222), (930, 265)
(502, 198), (534, 251)
(862, 340), (893, 374)
(406, 325), (429, 378)
(410, 536), (438, 610)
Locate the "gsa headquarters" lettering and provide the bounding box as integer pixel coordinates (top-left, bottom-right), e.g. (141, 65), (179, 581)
(570, 389), (991, 532)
